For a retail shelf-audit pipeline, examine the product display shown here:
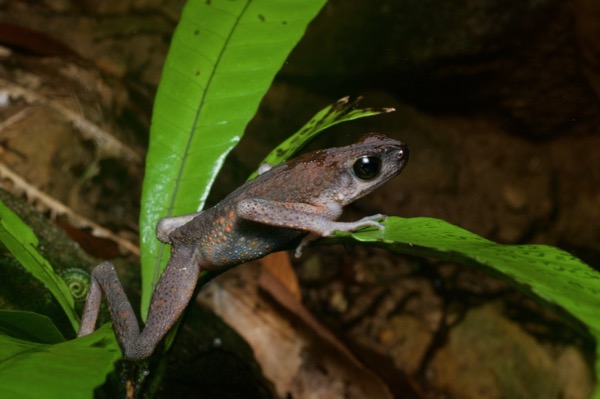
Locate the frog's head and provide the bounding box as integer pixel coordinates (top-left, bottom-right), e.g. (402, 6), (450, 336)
(309, 132), (408, 205)
(351, 133), (408, 180)
(339, 132), (408, 202)
(264, 133), (408, 205)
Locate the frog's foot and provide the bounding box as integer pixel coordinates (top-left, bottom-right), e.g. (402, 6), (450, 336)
(294, 214), (387, 258)
(257, 163), (274, 175)
(332, 214), (387, 233)
(156, 212), (202, 243)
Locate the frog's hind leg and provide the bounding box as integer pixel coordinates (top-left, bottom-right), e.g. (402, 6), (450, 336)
(78, 261), (141, 352)
(78, 245), (200, 362)
(135, 245), (200, 360)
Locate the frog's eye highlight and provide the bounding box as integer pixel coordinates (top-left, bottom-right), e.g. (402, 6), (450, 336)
(353, 156), (382, 180)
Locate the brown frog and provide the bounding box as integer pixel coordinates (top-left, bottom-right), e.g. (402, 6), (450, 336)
(78, 133), (409, 361)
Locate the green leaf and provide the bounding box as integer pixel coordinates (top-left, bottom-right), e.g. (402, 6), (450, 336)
(0, 323), (120, 399)
(0, 200), (78, 331)
(248, 96), (395, 179)
(339, 216), (600, 398)
(0, 310), (65, 344)
(139, 0), (328, 317)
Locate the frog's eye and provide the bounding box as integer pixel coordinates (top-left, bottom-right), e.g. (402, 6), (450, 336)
(353, 156), (382, 180)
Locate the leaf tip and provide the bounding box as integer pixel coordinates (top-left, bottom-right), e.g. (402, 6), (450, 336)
(337, 96), (350, 105)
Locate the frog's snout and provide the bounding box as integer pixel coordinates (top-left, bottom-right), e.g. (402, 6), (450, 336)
(397, 142), (409, 164)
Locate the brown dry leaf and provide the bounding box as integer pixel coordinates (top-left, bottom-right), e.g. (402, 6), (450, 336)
(261, 251), (302, 301)
(197, 253), (393, 399)
(0, 35), (145, 254)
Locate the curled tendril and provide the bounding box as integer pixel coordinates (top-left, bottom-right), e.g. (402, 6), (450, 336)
(60, 268), (90, 302)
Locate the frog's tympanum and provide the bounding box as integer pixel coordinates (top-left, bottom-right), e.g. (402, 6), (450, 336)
(78, 133), (409, 361)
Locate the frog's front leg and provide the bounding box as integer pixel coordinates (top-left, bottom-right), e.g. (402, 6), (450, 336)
(78, 245), (200, 361)
(237, 198), (386, 256)
(238, 198), (386, 235)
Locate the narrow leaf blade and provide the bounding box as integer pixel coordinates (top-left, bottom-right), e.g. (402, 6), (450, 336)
(140, 0), (327, 316)
(0, 200), (78, 331)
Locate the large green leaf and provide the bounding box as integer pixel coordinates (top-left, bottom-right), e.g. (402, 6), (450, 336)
(0, 200), (78, 331)
(0, 323), (120, 399)
(140, 0), (327, 316)
(338, 216), (600, 398)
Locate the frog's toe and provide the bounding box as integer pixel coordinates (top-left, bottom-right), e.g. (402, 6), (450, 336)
(361, 214), (387, 222)
(373, 221), (385, 230)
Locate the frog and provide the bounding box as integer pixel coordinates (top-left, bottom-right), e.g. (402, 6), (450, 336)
(77, 133), (409, 361)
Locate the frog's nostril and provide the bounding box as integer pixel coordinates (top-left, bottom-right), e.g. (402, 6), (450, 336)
(398, 144), (409, 161)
